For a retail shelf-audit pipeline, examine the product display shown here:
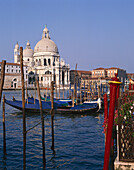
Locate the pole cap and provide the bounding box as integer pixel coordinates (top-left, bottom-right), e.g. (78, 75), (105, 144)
(108, 73), (122, 84)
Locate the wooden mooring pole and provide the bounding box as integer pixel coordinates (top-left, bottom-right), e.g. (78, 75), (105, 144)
(0, 60), (6, 102)
(55, 83), (57, 100)
(80, 81), (82, 104)
(34, 83), (36, 104)
(76, 79), (78, 105)
(36, 76), (46, 168)
(20, 47), (26, 170)
(63, 83), (64, 99)
(98, 85), (100, 99)
(25, 81), (28, 104)
(59, 84), (60, 99)
(3, 95), (6, 157)
(51, 81), (55, 154)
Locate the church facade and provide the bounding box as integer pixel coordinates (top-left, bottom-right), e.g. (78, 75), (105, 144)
(14, 25), (70, 88)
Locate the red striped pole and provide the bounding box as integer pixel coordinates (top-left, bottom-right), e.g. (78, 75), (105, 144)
(129, 83), (131, 90)
(104, 93), (108, 142)
(103, 75), (121, 170)
(129, 83), (131, 96)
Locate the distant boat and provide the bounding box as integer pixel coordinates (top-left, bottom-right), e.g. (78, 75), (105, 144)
(41, 96), (72, 105)
(83, 98), (102, 111)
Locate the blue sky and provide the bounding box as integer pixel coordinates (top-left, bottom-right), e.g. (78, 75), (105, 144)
(0, 0), (134, 73)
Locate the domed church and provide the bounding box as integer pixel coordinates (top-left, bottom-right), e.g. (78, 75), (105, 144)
(14, 25), (70, 88)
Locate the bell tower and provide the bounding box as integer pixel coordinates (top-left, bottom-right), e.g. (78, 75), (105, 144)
(14, 42), (20, 63)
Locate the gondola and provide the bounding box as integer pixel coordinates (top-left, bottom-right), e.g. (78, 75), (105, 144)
(5, 97), (99, 114)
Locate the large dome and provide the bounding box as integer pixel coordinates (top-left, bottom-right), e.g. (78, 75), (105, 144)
(34, 38), (58, 53)
(34, 25), (58, 53)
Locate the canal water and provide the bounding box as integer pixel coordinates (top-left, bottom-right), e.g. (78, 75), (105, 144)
(0, 91), (105, 169)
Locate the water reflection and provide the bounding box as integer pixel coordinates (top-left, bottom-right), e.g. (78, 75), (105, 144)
(0, 90), (105, 169)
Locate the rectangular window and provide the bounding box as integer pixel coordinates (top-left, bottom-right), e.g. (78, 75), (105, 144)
(41, 77), (43, 81)
(12, 69), (13, 72)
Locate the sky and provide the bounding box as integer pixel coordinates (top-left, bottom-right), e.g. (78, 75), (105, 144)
(0, 0), (134, 73)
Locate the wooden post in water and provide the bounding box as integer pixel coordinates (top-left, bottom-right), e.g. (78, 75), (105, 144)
(20, 47), (26, 170)
(80, 81), (82, 104)
(87, 81), (90, 101)
(55, 76), (57, 100)
(2, 95), (6, 157)
(76, 78), (78, 105)
(25, 81), (28, 104)
(45, 83), (49, 101)
(98, 85), (100, 99)
(59, 84), (60, 99)
(63, 83), (64, 99)
(0, 60), (6, 102)
(34, 83), (36, 104)
(84, 81), (86, 101)
(50, 81), (55, 154)
(36, 76), (46, 168)
(73, 64), (77, 101)
(55, 83), (57, 100)
(72, 64), (77, 107)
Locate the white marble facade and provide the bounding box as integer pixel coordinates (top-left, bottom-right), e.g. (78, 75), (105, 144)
(14, 25), (70, 88)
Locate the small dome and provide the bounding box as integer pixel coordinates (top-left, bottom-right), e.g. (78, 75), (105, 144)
(23, 40), (34, 58)
(34, 38), (58, 53)
(15, 42), (19, 49)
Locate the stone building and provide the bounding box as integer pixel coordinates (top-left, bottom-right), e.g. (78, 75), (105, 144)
(0, 62), (28, 89)
(14, 25), (70, 88)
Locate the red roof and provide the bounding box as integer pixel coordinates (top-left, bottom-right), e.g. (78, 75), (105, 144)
(71, 70), (91, 74)
(93, 67), (105, 70)
(0, 62), (28, 67)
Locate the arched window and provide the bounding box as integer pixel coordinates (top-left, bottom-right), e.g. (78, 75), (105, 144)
(48, 59), (51, 65)
(45, 71), (52, 75)
(44, 59), (47, 66)
(13, 78), (17, 81)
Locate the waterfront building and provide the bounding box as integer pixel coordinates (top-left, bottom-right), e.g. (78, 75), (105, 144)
(14, 25), (70, 88)
(70, 67), (127, 94)
(0, 62), (28, 89)
(127, 73), (134, 80)
(92, 67), (126, 86)
(70, 70), (91, 87)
